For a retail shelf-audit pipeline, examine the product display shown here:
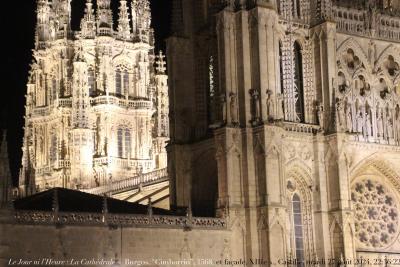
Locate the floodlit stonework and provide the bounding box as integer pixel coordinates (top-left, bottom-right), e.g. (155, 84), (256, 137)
(18, 0), (169, 196)
(0, 0), (400, 266)
(166, 0), (400, 263)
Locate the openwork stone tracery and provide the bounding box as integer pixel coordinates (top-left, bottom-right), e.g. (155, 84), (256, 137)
(335, 41), (400, 145)
(351, 179), (399, 248)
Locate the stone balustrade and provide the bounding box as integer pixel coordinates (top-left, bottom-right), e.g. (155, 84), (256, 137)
(32, 96), (153, 117)
(110, 157), (154, 170)
(14, 210), (227, 229)
(90, 95), (153, 110)
(56, 160), (70, 168)
(56, 98), (72, 108)
(282, 121), (321, 134)
(84, 168), (168, 195)
(333, 5), (400, 42)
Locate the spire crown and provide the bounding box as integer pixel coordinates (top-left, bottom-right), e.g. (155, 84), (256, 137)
(117, 0), (132, 40)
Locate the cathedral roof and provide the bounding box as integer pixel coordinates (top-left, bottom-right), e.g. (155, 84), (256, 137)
(13, 188), (182, 216)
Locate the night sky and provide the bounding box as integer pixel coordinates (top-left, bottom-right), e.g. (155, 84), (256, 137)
(1, 0), (172, 183)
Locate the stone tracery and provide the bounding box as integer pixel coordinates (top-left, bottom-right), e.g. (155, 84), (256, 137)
(336, 40), (400, 145)
(351, 179), (399, 248)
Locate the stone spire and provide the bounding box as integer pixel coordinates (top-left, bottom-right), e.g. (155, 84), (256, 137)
(80, 0), (96, 39)
(134, 0), (151, 42)
(52, 0), (72, 33)
(117, 0), (132, 40)
(0, 131), (12, 207)
(96, 0), (113, 35)
(36, 0), (52, 44)
(131, 0), (138, 37)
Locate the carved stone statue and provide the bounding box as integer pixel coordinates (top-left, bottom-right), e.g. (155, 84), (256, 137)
(387, 119), (393, 139)
(266, 90), (274, 121)
(277, 93), (284, 120)
(366, 113), (372, 137)
(357, 112), (364, 134)
(336, 101), (345, 130)
(250, 89), (260, 123)
(317, 104), (324, 129)
(229, 92), (238, 125)
(377, 111), (384, 138)
(346, 103), (353, 132)
(220, 94), (227, 124)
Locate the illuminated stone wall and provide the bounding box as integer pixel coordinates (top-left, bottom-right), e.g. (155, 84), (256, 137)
(19, 0), (169, 195)
(167, 0), (400, 263)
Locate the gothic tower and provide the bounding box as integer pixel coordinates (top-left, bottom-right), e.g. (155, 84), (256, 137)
(19, 0), (169, 196)
(168, 0), (400, 264)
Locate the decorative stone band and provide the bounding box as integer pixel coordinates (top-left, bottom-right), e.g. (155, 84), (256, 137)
(333, 6), (400, 42)
(282, 122), (321, 134)
(31, 96), (153, 118)
(14, 211), (227, 230)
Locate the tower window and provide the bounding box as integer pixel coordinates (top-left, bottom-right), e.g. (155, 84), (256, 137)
(279, 42), (285, 119)
(50, 135), (57, 163)
(294, 41), (305, 123)
(115, 70), (122, 95)
(52, 78), (57, 100)
(293, 0), (301, 18)
(88, 69), (95, 96)
(292, 194), (304, 267)
(115, 68), (129, 96)
(123, 70), (129, 95)
(117, 127), (131, 159)
(125, 128), (131, 158)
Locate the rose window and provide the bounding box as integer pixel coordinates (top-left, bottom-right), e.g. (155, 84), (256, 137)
(351, 179), (399, 248)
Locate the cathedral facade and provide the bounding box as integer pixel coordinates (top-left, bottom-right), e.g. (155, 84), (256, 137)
(18, 0), (169, 196)
(0, 0), (400, 266)
(167, 0), (400, 262)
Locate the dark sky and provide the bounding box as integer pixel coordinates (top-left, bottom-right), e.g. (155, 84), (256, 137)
(1, 0), (172, 183)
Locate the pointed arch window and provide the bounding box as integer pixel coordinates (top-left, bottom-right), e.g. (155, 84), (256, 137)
(294, 41), (305, 123)
(279, 42), (285, 119)
(123, 70), (129, 94)
(292, 193), (304, 267)
(125, 128), (131, 158)
(52, 78), (57, 101)
(292, 0), (301, 18)
(50, 134), (57, 164)
(115, 68), (129, 96)
(115, 70), (122, 95)
(88, 69), (95, 96)
(117, 127), (131, 159)
(117, 128), (123, 158)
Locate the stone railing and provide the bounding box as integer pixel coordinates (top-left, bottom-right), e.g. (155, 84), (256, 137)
(334, 7), (366, 35)
(90, 96), (153, 110)
(109, 158), (154, 171)
(56, 160), (70, 169)
(32, 106), (51, 117)
(282, 122), (321, 134)
(83, 168), (168, 195)
(333, 5), (400, 42)
(56, 98), (72, 108)
(379, 14), (400, 40)
(93, 156), (108, 166)
(14, 211), (226, 229)
(35, 165), (53, 175)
